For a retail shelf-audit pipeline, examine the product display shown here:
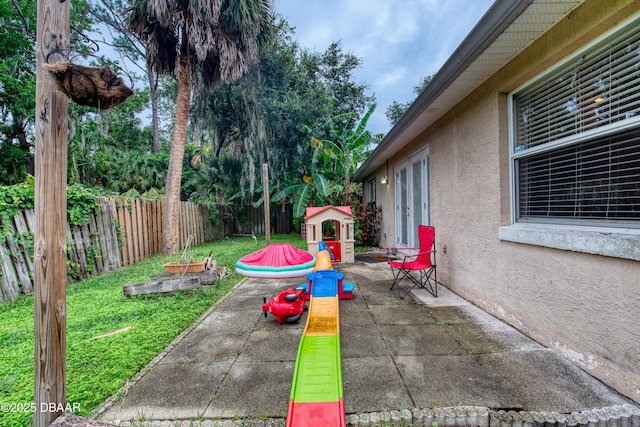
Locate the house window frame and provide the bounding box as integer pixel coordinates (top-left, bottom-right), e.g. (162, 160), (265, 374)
(368, 178), (376, 203)
(501, 12), (640, 261)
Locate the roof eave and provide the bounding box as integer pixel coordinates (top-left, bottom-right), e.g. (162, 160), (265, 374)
(353, 0), (535, 181)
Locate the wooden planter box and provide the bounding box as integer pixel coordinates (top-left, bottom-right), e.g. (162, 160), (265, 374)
(163, 260), (206, 274)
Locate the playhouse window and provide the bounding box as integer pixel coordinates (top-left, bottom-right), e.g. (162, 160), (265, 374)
(308, 224), (316, 242)
(322, 220), (339, 240)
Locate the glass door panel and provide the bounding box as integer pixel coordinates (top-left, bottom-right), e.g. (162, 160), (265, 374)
(412, 160), (423, 237)
(397, 167), (409, 247)
(395, 150), (430, 249)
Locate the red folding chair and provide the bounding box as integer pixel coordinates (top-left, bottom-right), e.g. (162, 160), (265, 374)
(388, 225), (437, 298)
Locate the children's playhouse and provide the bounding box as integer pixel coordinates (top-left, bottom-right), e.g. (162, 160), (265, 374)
(304, 206), (354, 263)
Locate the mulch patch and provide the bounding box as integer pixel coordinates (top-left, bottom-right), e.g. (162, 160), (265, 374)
(355, 253), (389, 263)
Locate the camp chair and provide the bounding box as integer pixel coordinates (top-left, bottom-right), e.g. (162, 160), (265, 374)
(388, 225), (437, 298)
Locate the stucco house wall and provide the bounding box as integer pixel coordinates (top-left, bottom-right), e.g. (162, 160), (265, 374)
(360, 0), (640, 402)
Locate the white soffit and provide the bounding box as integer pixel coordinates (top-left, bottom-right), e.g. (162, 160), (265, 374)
(380, 0), (585, 165)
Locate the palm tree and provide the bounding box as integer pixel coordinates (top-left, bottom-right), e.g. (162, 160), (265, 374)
(127, 0), (273, 255)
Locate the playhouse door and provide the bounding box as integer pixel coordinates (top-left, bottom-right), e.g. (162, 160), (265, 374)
(395, 149), (429, 249)
(323, 240), (341, 263)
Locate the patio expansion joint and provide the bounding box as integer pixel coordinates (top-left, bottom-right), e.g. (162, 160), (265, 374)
(370, 308), (418, 411)
(203, 285), (267, 416)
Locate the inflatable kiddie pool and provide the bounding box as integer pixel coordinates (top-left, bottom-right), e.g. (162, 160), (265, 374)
(235, 243), (316, 278)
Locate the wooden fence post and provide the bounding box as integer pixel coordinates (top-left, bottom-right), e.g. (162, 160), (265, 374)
(263, 163), (270, 245)
(34, 0), (70, 422)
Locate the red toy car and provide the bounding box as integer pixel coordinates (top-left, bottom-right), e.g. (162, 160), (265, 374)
(262, 288), (307, 324)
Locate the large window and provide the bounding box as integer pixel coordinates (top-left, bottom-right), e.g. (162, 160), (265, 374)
(511, 16), (640, 228)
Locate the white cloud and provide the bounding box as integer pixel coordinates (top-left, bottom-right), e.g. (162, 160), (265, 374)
(375, 67), (407, 90)
(273, 0), (495, 133)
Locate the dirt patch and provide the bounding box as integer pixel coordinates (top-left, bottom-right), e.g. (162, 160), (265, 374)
(355, 253), (389, 263)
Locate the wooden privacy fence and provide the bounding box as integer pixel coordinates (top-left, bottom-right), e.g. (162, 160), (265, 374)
(0, 197), (217, 303)
(235, 203), (294, 235)
(108, 198), (217, 266)
(0, 199), (120, 303)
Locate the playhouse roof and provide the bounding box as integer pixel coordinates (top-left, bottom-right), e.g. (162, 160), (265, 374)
(305, 206), (354, 220)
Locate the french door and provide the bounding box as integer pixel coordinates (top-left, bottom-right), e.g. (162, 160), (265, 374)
(395, 149), (429, 249)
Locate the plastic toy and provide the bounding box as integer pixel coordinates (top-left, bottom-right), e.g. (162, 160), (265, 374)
(286, 253), (347, 427)
(258, 247), (354, 426)
(318, 241), (335, 260)
(236, 243), (316, 278)
(304, 205), (356, 263)
(314, 248), (334, 271)
(262, 288), (307, 324)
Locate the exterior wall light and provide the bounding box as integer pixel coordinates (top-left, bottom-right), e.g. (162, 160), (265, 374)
(380, 176), (388, 185)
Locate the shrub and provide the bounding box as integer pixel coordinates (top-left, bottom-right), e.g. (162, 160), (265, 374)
(355, 202), (382, 247)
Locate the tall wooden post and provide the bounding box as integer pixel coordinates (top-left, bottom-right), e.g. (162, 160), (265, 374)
(34, 0), (69, 424)
(262, 163), (270, 245)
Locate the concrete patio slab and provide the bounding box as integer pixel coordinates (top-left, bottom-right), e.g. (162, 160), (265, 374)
(395, 354), (515, 409)
(237, 328), (303, 362)
(342, 356), (413, 414)
(102, 361), (230, 421)
(97, 259), (637, 426)
(340, 324), (390, 358)
(203, 361), (295, 419)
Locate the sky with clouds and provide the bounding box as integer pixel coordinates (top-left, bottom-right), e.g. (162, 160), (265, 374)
(272, 0), (496, 134)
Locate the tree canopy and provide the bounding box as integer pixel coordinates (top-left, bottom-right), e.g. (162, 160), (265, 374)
(385, 74), (432, 126)
(0, 0), (37, 184)
(187, 21), (375, 208)
(1, 1), (380, 226)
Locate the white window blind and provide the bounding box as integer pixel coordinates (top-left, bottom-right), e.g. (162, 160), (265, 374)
(516, 130), (640, 224)
(514, 25), (640, 150)
(512, 18), (640, 227)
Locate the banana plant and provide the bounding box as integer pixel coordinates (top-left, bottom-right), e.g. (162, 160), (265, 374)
(308, 103), (383, 204)
(271, 149), (338, 218)
(260, 103), (382, 219)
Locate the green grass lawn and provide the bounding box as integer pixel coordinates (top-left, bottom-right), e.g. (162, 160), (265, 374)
(0, 233), (306, 427)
